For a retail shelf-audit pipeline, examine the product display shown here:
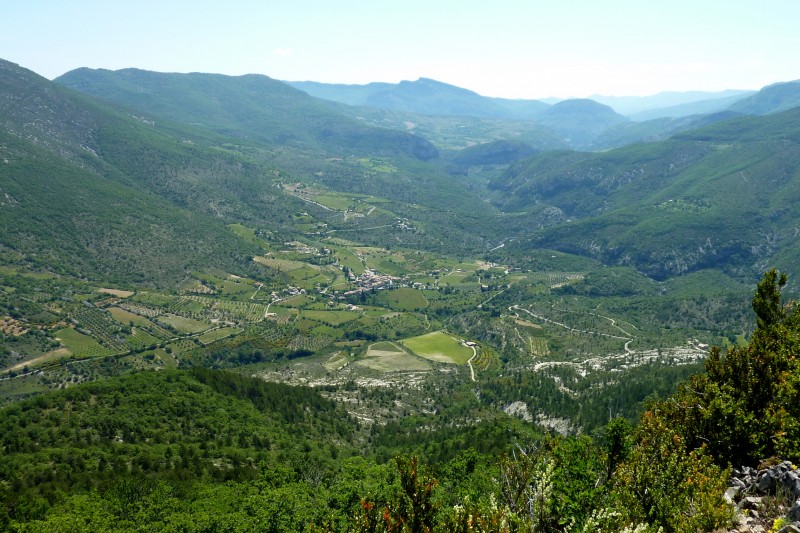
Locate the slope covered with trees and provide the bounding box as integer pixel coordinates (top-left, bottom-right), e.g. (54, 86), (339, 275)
(491, 107), (800, 279)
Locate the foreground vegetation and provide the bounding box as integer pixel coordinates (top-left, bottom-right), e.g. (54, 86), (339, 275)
(1, 271), (798, 531)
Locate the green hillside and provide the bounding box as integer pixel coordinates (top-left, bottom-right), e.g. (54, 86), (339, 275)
(491, 107), (800, 279)
(54, 66), (523, 255)
(729, 79), (800, 115)
(0, 60), (265, 286)
(56, 68), (438, 161)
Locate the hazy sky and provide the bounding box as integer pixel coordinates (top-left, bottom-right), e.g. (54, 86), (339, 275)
(4, 0), (799, 99)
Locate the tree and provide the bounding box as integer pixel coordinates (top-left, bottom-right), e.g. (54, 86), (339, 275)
(645, 269), (800, 466)
(752, 268), (788, 331)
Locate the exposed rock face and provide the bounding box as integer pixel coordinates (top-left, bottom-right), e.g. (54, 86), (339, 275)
(726, 461), (800, 532)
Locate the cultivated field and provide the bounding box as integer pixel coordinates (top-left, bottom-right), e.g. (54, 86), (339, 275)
(358, 341), (431, 372)
(158, 314), (210, 334)
(376, 288), (427, 311)
(108, 307), (154, 328)
(302, 309), (361, 325)
(400, 331), (473, 364)
(54, 328), (113, 358)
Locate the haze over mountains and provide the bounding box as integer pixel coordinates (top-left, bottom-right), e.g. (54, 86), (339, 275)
(288, 76), (799, 151)
(0, 57), (796, 285)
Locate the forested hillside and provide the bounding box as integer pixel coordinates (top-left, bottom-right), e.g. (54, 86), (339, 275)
(491, 107), (800, 280)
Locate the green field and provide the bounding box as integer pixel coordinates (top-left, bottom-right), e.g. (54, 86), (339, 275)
(54, 328), (114, 358)
(159, 314), (211, 334)
(400, 331), (473, 364)
(197, 327), (242, 345)
(315, 193), (353, 210)
(376, 288), (427, 311)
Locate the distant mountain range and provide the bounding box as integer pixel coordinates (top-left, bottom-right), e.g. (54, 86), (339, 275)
(56, 68), (439, 161)
(729, 80), (800, 115)
(288, 78), (550, 120)
(288, 77), (800, 150)
(6, 57), (800, 283)
(589, 90), (754, 116)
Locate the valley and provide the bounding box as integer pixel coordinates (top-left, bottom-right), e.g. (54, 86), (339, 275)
(2, 54), (800, 531)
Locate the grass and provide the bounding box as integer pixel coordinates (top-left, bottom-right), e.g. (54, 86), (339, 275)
(331, 246), (365, 275)
(253, 256), (317, 273)
(400, 331), (473, 365)
(367, 341), (405, 354)
(159, 314), (211, 334)
(376, 288), (427, 311)
(315, 194), (353, 210)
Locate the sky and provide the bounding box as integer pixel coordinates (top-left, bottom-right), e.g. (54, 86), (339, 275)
(3, 0), (800, 99)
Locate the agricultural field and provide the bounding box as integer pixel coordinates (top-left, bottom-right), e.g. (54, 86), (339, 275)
(97, 288), (134, 298)
(526, 272), (586, 289)
(375, 288), (427, 311)
(197, 327), (242, 345)
(323, 351), (352, 371)
(166, 339), (200, 354)
(54, 328), (114, 358)
(301, 309), (361, 326)
(400, 331), (473, 364)
(108, 307), (155, 328)
(358, 341), (432, 372)
(158, 314), (211, 334)
(126, 329), (163, 350)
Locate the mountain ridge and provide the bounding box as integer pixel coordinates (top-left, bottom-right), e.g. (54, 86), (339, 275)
(57, 67), (439, 162)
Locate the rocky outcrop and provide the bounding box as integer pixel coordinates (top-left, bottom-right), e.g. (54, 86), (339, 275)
(726, 461), (800, 532)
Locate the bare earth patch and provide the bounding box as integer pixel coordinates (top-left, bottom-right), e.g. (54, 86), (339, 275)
(357, 354), (431, 372)
(514, 318), (541, 329)
(1, 316), (29, 336)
